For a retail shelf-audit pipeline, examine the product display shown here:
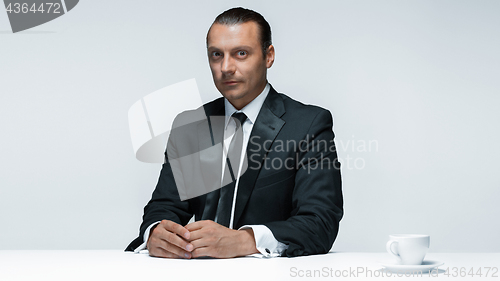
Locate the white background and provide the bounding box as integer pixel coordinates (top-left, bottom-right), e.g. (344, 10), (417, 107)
(1, 0), (499, 252)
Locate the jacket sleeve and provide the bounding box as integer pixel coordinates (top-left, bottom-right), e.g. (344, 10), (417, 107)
(125, 117), (193, 251)
(264, 109), (343, 257)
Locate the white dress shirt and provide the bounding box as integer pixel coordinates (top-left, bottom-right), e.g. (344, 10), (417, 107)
(135, 83), (288, 258)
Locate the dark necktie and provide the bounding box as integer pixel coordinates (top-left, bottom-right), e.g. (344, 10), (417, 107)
(216, 112), (247, 228)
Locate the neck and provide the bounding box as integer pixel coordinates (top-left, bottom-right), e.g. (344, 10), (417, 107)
(229, 81), (267, 110)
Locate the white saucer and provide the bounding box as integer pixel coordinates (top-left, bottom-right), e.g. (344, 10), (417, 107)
(379, 260), (444, 273)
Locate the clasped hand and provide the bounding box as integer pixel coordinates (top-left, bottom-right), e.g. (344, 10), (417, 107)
(146, 220), (258, 259)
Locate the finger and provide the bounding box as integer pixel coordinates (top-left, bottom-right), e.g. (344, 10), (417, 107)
(162, 229), (194, 255)
(150, 226), (193, 257)
(187, 228), (208, 242)
(191, 246), (212, 258)
(149, 245), (182, 259)
(187, 220), (225, 241)
(190, 236), (211, 249)
(162, 220), (191, 240)
(156, 235), (192, 258)
(185, 220), (213, 231)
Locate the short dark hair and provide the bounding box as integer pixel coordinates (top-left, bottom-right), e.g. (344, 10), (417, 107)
(209, 7), (272, 57)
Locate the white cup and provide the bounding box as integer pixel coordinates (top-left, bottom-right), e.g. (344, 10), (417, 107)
(386, 234), (430, 265)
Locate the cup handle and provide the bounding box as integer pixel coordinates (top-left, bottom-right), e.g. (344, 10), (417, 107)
(386, 240), (401, 263)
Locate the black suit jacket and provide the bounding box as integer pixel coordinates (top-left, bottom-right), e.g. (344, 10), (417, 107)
(126, 86), (343, 257)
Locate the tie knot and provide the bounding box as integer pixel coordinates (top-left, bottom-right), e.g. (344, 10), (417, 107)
(232, 112), (247, 127)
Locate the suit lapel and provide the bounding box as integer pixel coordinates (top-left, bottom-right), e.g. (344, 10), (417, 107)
(233, 86), (286, 227)
(199, 99), (225, 220)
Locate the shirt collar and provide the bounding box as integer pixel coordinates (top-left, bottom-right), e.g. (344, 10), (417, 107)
(224, 83), (270, 129)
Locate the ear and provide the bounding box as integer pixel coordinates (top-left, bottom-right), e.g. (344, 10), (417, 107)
(265, 45), (275, 68)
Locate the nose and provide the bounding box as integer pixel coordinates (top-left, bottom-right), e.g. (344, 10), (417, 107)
(221, 55), (236, 75)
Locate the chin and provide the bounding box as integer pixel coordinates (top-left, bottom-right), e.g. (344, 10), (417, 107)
(222, 92), (246, 102)
(219, 88), (246, 100)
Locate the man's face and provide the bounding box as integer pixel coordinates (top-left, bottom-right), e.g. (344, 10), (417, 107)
(207, 22), (274, 110)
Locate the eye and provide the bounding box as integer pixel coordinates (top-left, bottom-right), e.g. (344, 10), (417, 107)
(237, 51), (247, 57)
(211, 51), (222, 59)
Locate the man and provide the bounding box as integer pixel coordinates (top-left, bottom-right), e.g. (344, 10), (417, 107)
(126, 7), (343, 258)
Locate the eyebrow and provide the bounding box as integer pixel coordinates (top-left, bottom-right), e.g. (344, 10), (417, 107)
(207, 45), (254, 52)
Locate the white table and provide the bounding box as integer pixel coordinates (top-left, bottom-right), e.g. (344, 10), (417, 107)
(0, 251), (498, 280)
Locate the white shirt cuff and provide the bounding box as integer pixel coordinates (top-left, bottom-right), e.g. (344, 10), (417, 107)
(133, 221), (161, 254)
(239, 225), (288, 258)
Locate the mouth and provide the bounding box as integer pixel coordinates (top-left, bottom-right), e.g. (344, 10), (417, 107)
(223, 81), (240, 86)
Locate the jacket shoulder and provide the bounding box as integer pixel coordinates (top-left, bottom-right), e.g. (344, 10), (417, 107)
(172, 97), (224, 128)
(277, 92), (332, 120)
